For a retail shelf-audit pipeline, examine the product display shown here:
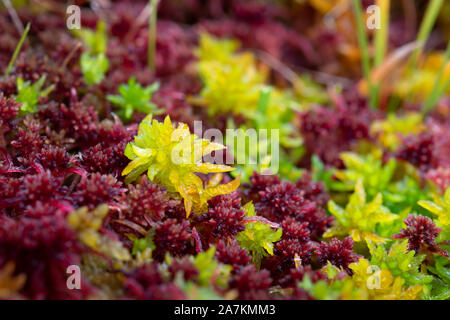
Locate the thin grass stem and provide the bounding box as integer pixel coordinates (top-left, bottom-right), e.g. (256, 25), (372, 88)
(352, 0), (377, 108)
(148, 0), (158, 71)
(409, 0), (443, 68)
(5, 22), (30, 76)
(422, 41), (450, 115)
(371, 0), (390, 109)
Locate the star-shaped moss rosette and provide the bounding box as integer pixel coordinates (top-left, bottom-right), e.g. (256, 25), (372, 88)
(67, 204), (131, 261)
(74, 20), (109, 86)
(107, 78), (161, 121)
(349, 258), (424, 300)
(122, 115), (240, 217)
(418, 187), (450, 243)
(236, 202), (282, 267)
(300, 259), (424, 300)
(366, 239), (433, 287)
(370, 112), (426, 151)
(15, 75), (54, 114)
(332, 152), (397, 200)
(325, 179), (398, 243)
(383, 176), (432, 215)
(191, 33), (267, 117)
